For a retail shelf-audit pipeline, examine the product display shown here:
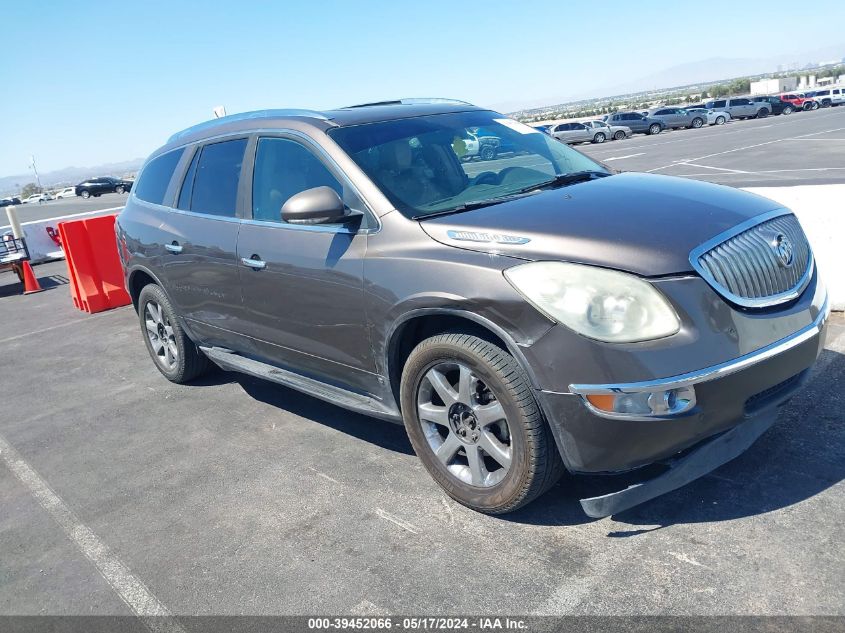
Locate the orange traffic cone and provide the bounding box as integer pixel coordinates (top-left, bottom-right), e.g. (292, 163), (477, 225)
(21, 260), (44, 294)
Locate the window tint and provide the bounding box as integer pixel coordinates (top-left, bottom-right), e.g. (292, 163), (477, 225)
(713, 100), (726, 108)
(177, 148), (200, 210)
(252, 138), (343, 223)
(134, 149), (183, 206)
(190, 138), (247, 217)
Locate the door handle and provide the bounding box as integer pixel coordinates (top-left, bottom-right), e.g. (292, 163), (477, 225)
(241, 256), (267, 270)
(165, 242), (183, 254)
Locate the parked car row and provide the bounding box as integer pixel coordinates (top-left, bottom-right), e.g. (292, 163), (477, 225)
(536, 89), (837, 147)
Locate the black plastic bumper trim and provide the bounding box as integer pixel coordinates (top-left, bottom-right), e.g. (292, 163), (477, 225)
(579, 409), (778, 518)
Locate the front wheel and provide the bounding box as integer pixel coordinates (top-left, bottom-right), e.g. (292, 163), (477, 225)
(592, 132), (606, 144)
(691, 117), (704, 128)
(613, 130), (626, 140)
(756, 108), (768, 118)
(715, 115), (726, 125)
(400, 333), (563, 514)
(80, 190), (90, 199)
(116, 185), (125, 194)
(783, 105), (794, 115)
(648, 123), (661, 135)
(138, 284), (210, 383)
(479, 145), (497, 161)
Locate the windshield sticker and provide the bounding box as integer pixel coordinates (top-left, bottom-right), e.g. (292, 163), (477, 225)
(493, 118), (540, 134)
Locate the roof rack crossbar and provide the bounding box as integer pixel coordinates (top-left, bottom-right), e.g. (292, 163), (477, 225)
(167, 109), (329, 143)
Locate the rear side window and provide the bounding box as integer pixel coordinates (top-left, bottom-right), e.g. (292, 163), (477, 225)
(134, 149), (182, 205)
(252, 137), (342, 223)
(177, 149), (200, 210)
(190, 138), (247, 217)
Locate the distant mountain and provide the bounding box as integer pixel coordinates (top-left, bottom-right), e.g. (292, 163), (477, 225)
(502, 43), (845, 113)
(0, 158), (145, 197)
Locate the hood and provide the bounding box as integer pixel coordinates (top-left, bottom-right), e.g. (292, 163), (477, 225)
(418, 172), (783, 276)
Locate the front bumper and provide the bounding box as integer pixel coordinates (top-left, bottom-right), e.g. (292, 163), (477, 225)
(534, 293), (829, 503)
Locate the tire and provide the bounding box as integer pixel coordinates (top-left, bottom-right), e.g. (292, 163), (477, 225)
(400, 333), (563, 514)
(138, 284), (210, 383)
(756, 108), (768, 119)
(116, 185), (125, 194)
(479, 145), (496, 161)
(592, 132), (606, 144)
(715, 115), (726, 125)
(691, 117), (704, 128)
(80, 190), (90, 199)
(613, 130), (626, 140)
(648, 123), (661, 135)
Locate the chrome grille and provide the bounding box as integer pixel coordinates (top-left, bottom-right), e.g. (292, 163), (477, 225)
(690, 211), (813, 308)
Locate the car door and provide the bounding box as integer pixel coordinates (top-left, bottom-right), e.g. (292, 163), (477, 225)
(570, 122), (590, 142)
(158, 138), (247, 347)
(235, 133), (377, 393)
(625, 113), (646, 132)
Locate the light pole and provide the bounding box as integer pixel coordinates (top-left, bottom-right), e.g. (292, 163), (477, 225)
(29, 155), (43, 192)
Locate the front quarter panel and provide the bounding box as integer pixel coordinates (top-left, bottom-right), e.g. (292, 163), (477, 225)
(364, 211), (554, 383)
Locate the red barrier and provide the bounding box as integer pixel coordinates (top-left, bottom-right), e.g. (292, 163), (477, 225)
(58, 214), (130, 313)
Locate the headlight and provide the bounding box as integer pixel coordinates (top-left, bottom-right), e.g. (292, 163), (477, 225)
(504, 261), (680, 343)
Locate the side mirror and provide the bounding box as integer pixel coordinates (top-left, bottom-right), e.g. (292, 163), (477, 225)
(281, 186), (350, 225)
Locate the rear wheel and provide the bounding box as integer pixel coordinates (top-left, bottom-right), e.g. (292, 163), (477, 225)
(479, 144), (497, 161)
(400, 333), (563, 514)
(756, 108), (768, 118)
(138, 284), (210, 383)
(715, 115), (726, 125)
(783, 105), (794, 115)
(116, 185), (125, 194)
(648, 123), (661, 135)
(592, 132), (606, 144)
(80, 190), (90, 199)
(691, 117), (704, 128)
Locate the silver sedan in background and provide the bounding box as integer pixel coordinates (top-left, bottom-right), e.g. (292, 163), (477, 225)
(585, 120), (632, 140)
(686, 107), (731, 126)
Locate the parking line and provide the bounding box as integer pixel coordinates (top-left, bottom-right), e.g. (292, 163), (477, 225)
(681, 163), (750, 174)
(375, 508), (419, 534)
(647, 126), (845, 173)
(0, 432), (185, 633)
(0, 307), (129, 347)
(603, 153), (646, 161)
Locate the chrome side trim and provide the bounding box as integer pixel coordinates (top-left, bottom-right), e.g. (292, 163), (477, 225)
(689, 208), (814, 309)
(569, 293), (829, 397)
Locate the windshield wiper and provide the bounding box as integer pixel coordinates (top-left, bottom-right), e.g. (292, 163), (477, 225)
(513, 170), (612, 195)
(412, 195), (525, 220)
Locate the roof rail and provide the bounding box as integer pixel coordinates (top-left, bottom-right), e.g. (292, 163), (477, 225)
(167, 109), (329, 144)
(342, 98), (472, 109)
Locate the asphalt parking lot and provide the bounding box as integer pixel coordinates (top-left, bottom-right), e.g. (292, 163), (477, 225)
(1, 260), (843, 620)
(578, 106), (845, 187)
(6, 194), (127, 224)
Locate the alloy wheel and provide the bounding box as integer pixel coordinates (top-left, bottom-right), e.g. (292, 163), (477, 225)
(144, 300), (178, 371)
(416, 361), (512, 488)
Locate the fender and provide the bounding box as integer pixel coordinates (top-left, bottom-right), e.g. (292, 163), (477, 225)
(383, 305), (547, 391)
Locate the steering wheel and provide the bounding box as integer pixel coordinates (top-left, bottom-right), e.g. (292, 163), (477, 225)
(473, 171), (499, 186)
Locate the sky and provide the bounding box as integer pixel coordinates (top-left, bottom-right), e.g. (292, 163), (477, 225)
(1, 0), (844, 177)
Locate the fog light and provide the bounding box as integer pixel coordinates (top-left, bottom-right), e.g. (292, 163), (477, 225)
(584, 386), (695, 419)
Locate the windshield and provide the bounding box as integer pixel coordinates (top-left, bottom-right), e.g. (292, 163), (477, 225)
(328, 110), (607, 218)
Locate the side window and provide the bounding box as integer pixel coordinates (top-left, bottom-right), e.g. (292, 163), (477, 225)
(190, 138), (247, 217)
(714, 100), (726, 108)
(134, 149), (183, 206)
(252, 137), (344, 223)
(177, 148), (200, 210)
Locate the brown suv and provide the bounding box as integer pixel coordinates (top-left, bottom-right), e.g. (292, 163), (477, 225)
(117, 100), (828, 517)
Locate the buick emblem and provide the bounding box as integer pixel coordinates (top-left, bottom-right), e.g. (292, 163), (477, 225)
(772, 233), (794, 267)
